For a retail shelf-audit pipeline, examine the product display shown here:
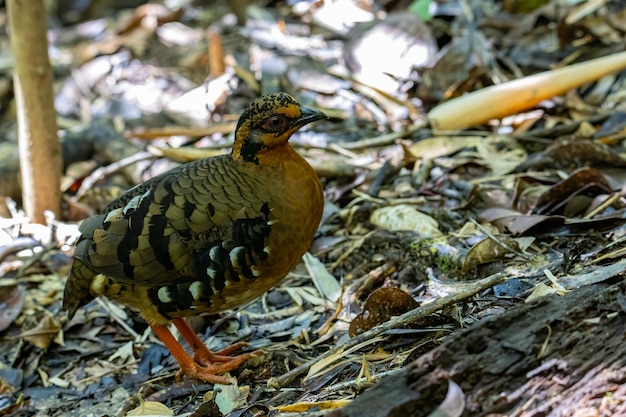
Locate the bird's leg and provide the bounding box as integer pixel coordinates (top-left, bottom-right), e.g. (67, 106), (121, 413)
(171, 318), (259, 367)
(150, 323), (256, 384)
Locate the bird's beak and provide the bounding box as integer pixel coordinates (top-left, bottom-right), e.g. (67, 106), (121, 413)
(294, 106), (328, 129)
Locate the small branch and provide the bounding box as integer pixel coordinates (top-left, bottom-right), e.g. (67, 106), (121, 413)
(273, 271), (509, 387)
(76, 151), (154, 199)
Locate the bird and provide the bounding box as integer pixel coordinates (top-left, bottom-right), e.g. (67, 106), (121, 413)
(62, 92), (326, 384)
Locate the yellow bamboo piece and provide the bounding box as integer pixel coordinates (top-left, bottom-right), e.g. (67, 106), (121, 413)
(428, 51), (626, 132)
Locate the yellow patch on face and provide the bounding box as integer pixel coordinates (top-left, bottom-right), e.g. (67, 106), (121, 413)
(274, 103), (301, 119)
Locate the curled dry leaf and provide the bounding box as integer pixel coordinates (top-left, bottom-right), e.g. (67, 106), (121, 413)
(461, 236), (526, 274)
(371, 204), (445, 240)
(409, 135), (525, 176)
(18, 315), (61, 350)
(408, 136), (481, 160)
(303, 252), (342, 303)
(478, 207), (626, 236)
(126, 400), (173, 416)
(349, 287), (419, 337)
(533, 167), (611, 216)
(520, 138), (626, 172)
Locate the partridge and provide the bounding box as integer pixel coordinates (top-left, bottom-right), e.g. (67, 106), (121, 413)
(63, 93), (326, 383)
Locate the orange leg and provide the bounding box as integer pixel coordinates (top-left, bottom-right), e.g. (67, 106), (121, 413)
(150, 322), (259, 384)
(171, 318), (253, 365)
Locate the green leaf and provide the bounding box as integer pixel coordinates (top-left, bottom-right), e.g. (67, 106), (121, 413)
(410, 0), (433, 20)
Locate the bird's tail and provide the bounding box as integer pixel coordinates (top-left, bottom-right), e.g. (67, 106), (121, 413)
(62, 258), (96, 319)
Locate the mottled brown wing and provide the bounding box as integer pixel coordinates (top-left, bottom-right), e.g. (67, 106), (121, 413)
(73, 155), (272, 286)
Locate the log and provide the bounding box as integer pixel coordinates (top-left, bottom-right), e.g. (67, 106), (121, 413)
(327, 280), (626, 417)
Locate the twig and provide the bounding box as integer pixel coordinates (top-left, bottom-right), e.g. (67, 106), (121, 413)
(339, 125), (421, 151)
(127, 122), (237, 140)
(76, 151), (154, 199)
(584, 191), (624, 220)
(96, 298), (140, 339)
(342, 262), (397, 307)
(273, 270), (509, 387)
(323, 368), (401, 394)
(75, 358), (140, 385)
(469, 218), (531, 260)
(328, 232), (371, 272)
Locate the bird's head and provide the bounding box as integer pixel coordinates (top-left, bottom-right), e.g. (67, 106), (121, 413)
(232, 92), (327, 164)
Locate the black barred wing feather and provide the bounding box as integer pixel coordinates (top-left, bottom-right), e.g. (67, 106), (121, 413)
(147, 204), (272, 318)
(73, 155), (272, 287)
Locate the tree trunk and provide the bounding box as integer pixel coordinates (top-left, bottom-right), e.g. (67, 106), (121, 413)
(7, 0), (61, 223)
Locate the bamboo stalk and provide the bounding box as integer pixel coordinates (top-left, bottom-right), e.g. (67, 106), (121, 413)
(428, 51), (626, 132)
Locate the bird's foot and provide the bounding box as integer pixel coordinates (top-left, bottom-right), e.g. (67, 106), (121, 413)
(176, 350), (262, 384)
(151, 322), (261, 385)
(193, 341), (251, 365)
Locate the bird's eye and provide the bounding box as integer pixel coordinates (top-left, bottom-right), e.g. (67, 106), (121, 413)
(262, 115), (288, 132)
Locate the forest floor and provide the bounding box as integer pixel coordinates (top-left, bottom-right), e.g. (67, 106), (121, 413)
(1, 1), (626, 416)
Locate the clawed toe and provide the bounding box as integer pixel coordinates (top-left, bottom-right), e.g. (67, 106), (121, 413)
(193, 342), (253, 365)
(177, 351), (261, 384)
